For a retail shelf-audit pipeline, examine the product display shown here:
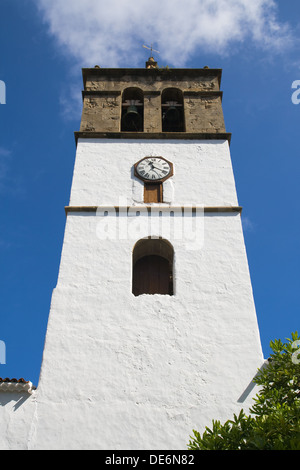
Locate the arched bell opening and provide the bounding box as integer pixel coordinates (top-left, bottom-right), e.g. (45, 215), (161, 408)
(121, 87), (144, 132)
(132, 238), (174, 296)
(161, 88), (185, 132)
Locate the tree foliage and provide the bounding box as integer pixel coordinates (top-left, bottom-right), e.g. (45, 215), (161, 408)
(188, 332), (300, 450)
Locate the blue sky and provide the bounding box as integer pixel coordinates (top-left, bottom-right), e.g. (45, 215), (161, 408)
(0, 0), (299, 387)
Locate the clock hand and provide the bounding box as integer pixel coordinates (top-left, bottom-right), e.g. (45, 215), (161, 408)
(144, 162), (158, 176)
(152, 165), (163, 171)
(149, 163), (160, 173)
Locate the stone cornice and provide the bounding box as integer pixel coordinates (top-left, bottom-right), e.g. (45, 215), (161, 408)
(82, 67), (223, 88)
(65, 205), (242, 215)
(74, 131), (232, 144)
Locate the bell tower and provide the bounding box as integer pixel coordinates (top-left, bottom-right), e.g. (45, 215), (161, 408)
(24, 59), (264, 449)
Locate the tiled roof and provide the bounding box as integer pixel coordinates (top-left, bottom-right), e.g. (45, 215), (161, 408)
(0, 377), (29, 383)
(0, 378), (35, 394)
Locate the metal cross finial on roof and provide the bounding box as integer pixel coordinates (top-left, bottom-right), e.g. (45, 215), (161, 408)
(143, 44), (160, 58)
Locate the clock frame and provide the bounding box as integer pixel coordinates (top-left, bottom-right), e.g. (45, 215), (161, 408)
(134, 156), (173, 183)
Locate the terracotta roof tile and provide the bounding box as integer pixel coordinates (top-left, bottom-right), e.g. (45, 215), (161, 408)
(0, 377), (30, 384)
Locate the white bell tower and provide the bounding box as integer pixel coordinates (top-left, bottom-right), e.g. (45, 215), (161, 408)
(0, 60), (265, 450)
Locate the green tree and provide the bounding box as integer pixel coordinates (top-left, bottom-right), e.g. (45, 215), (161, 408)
(188, 332), (300, 450)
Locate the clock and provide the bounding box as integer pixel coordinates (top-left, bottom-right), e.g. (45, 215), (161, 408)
(134, 157), (173, 182)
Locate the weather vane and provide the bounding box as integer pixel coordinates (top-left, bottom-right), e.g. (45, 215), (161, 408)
(143, 44), (160, 58)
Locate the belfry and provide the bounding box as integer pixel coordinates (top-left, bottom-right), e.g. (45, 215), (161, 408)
(0, 59), (264, 450)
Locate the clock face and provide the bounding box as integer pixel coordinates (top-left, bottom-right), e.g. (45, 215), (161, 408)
(135, 157), (172, 182)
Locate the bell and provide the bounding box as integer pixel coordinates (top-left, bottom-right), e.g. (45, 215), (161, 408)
(164, 105), (180, 123)
(122, 105), (142, 131)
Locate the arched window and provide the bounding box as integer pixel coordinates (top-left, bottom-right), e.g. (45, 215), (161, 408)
(132, 238), (174, 296)
(161, 88), (184, 132)
(121, 87), (144, 132)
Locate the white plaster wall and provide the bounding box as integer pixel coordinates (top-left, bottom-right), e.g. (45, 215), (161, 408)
(0, 392), (36, 450)
(69, 139), (239, 207)
(29, 209), (263, 450)
(0, 139), (264, 450)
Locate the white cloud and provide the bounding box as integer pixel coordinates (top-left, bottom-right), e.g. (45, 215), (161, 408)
(35, 0), (293, 67)
(59, 82), (83, 121)
(242, 216), (256, 233)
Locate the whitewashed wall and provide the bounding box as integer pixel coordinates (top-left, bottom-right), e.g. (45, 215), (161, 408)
(0, 140), (264, 449)
(69, 139), (239, 207)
